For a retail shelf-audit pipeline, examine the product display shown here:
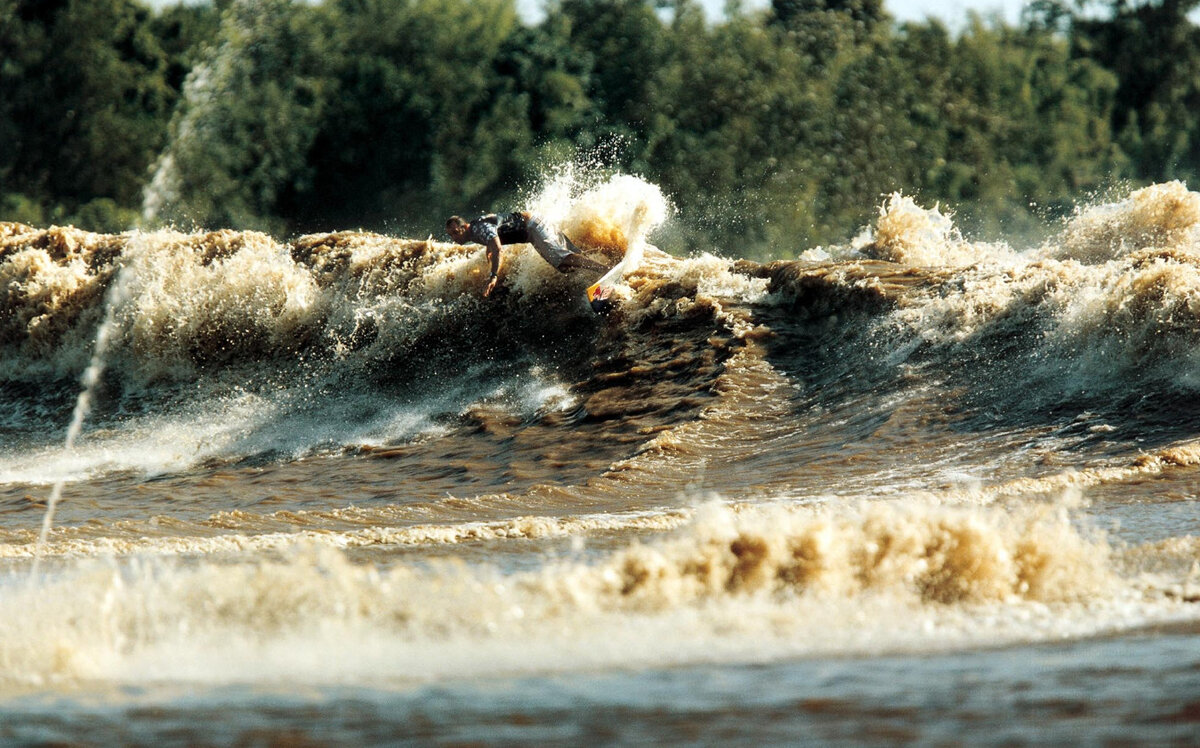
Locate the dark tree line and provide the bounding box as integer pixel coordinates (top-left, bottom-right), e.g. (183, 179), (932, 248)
(1, 0), (1198, 256)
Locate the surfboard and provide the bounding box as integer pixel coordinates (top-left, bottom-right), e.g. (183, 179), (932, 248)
(585, 206), (650, 314)
(587, 254), (638, 315)
(586, 266), (620, 314)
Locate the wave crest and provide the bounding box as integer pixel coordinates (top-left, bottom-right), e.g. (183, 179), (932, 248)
(1055, 181), (1200, 263)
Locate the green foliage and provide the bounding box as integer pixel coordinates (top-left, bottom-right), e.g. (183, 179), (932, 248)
(1069, 0), (1200, 181)
(0, 193), (45, 227)
(891, 18), (1122, 237)
(148, 2), (221, 92)
(3, 0), (1200, 257)
(143, 0), (331, 232)
(0, 0), (173, 222)
(282, 0), (527, 232)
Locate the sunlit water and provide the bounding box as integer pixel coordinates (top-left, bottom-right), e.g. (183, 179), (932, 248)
(1, 180), (1198, 742)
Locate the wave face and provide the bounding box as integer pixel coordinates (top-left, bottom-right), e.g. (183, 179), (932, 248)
(0, 179), (1198, 725)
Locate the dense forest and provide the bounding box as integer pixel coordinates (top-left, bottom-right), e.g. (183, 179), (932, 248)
(1, 0), (1198, 257)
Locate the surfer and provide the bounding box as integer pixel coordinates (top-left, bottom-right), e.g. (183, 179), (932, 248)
(445, 211), (608, 298)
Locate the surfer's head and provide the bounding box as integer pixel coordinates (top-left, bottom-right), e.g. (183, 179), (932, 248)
(445, 216), (469, 244)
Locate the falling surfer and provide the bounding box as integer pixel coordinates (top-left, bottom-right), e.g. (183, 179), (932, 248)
(445, 211), (617, 313)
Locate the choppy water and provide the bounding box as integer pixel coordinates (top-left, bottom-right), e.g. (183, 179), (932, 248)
(1, 177), (1198, 744)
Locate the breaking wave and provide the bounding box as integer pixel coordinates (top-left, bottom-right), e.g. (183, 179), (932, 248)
(2, 177), (1200, 695)
(7, 178), (1200, 488)
(3, 496), (1192, 691)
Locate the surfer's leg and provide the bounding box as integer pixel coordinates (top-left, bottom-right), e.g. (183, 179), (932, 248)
(525, 217), (575, 269)
(527, 218), (606, 273)
(560, 234), (612, 272)
(558, 253), (608, 273)
(526, 217), (608, 273)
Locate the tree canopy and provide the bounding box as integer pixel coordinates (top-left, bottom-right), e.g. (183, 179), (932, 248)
(0, 0), (1195, 257)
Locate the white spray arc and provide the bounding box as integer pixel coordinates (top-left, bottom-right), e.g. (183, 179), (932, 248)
(585, 200), (653, 302)
(525, 169), (671, 301)
(30, 259), (134, 581)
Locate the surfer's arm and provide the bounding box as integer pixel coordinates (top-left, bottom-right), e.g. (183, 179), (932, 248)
(483, 236), (502, 297)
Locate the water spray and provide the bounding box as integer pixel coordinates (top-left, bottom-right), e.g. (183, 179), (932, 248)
(30, 260), (132, 581)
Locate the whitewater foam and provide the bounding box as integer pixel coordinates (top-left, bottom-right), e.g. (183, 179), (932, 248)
(0, 497), (1194, 692)
(12, 181), (1200, 507)
(830, 183), (1200, 403)
(1053, 181), (1200, 263)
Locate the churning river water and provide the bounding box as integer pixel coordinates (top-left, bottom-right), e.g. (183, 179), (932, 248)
(0, 176), (1197, 744)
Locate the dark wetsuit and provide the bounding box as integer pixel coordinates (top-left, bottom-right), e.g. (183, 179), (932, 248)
(465, 212), (575, 269)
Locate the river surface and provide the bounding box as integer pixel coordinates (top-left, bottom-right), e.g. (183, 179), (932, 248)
(1, 179), (1198, 744)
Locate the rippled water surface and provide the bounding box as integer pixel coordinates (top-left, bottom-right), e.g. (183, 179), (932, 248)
(2, 179), (1199, 742)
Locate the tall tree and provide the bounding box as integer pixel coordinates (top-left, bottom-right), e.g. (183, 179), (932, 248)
(0, 0), (172, 228)
(284, 0), (525, 232)
(1070, 0), (1200, 180)
(143, 0), (331, 232)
